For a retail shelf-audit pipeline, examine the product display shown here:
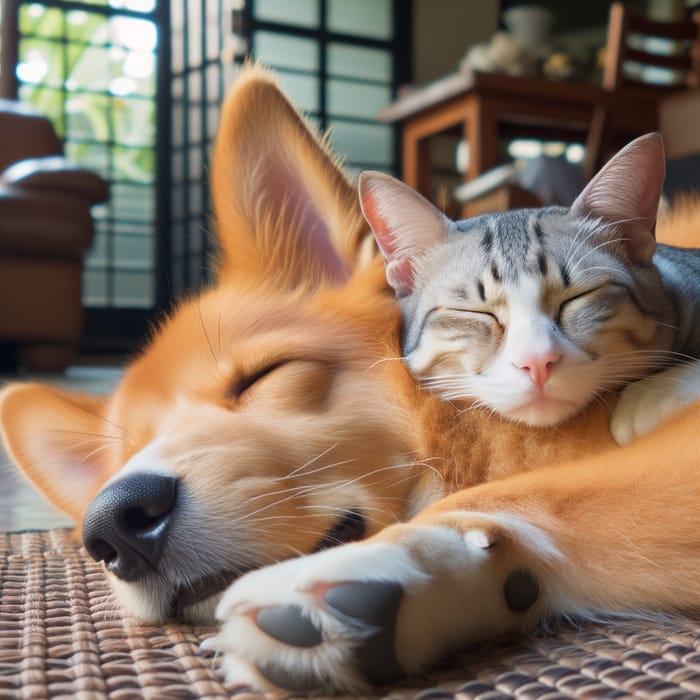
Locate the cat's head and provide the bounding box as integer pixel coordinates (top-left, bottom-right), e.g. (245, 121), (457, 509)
(359, 133), (672, 427)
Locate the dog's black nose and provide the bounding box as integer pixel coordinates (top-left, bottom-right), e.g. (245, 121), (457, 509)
(82, 473), (178, 581)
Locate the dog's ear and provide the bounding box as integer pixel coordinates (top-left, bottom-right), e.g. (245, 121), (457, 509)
(211, 64), (371, 290)
(0, 383), (116, 524)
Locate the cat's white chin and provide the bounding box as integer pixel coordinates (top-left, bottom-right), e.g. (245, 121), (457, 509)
(503, 395), (583, 428)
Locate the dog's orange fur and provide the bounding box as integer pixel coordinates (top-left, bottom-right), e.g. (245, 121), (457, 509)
(1, 66), (699, 647)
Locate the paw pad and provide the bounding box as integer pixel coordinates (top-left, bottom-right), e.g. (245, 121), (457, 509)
(503, 569), (539, 612)
(325, 581), (406, 685)
(256, 604), (323, 647)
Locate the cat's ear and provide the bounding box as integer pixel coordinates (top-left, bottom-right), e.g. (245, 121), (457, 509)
(358, 171), (452, 296)
(571, 133), (665, 264)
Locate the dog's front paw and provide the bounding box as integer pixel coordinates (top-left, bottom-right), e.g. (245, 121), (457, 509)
(204, 517), (547, 694)
(611, 362), (700, 445)
(203, 540), (428, 693)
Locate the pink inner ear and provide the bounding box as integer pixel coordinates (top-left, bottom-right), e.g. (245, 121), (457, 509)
(359, 188), (415, 295)
(386, 258), (415, 297)
(359, 188), (397, 256)
(261, 159), (349, 284)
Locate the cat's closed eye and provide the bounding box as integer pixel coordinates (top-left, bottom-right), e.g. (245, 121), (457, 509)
(557, 283), (627, 327)
(424, 307), (504, 343)
(556, 284), (635, 351)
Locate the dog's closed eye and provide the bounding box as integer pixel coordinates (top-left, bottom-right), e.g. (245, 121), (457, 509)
(226, 360), (335, 412)
(228, 361), (289, 399)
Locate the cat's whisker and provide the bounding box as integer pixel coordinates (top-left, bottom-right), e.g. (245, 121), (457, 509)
(569, 237), (628, 275)
(605, 349), (697, 363)
(366, 356), (408, 370)
(572, 264), (628, 278)
(589, 390), (614, 412)
(654, 321), (681, 332)
(596, 215), (651, 230)
(618, 378), (700, 396)
(563, 217), (605, 270)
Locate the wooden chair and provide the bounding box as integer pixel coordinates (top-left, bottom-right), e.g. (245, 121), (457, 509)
(658, 89), (700, 160)
(583, 2), (700, 182)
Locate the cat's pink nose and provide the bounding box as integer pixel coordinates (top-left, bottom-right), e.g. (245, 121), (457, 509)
(514, 350), (561, 388)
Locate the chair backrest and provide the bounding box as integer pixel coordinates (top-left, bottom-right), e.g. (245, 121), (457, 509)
(583, 4), (700, 184)
(602, 2), (700, 92)
(659, 90), (700, 159)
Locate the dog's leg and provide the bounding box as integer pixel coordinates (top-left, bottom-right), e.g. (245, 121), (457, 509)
(205, 401), (700, 693)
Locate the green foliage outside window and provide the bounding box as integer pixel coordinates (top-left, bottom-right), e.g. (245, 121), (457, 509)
(17, 2), (156, 184)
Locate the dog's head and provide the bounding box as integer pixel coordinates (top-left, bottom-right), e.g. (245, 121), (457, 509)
(0, 67), (430, 622)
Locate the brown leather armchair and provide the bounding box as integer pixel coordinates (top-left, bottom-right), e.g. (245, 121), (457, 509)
(0, 99), (108, 371)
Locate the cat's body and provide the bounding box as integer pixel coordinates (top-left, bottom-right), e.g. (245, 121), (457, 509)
(360, 134), (700, 429)
(651, 241), (700, 355)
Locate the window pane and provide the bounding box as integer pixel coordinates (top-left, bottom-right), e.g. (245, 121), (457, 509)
(66, 10), (108, 44)
(189, 145), (203, 177)
(113, 146), (155, 184)
(85, 229), (109, 267)
(111, 182), (154, 219)
(113, 98), (156, 147)
(109, 16), (158, 52)
(114, 270), (153, 307)
(19, 5), (63, 38)
(327, 44), (391, 82)
(114, 233), (153, 267)
(275, 72), (319, 112)
(205, 12), (222, 61)
(122, 0), (156, 12)
(65, 141), (109, 174)
(17, 38), (64, 88)
(172, 31), (185, 73)
(327, 0), (392, 39)
(65, 94), (109, 142)
(68, 44), (111, 92)
(113, 50), (157, 95)
(83, 269), (109, 306)
(329, 120), (393, 166)
(255, 0), (320, 28)
(254, 31), (318, 72)
(327, 80), (391, 119)
(184, 0), (202, 65)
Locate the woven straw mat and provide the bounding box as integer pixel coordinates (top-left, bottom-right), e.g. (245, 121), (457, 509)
(0, 529), (698, 700)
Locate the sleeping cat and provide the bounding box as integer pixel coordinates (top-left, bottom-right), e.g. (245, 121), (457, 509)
(359, 133), (700, 436)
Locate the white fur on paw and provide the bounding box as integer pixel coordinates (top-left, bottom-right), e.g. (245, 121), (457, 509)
(611, 362), (700, 445)
(203, 540), (428, 694)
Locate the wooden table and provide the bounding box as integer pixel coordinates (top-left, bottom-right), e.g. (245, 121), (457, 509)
(379, 71), (662, 205)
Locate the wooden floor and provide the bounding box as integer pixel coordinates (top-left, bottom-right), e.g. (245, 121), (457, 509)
(0, 365), (122, 532)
